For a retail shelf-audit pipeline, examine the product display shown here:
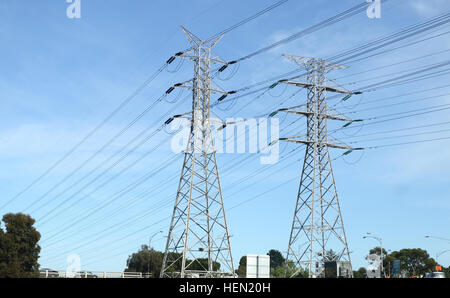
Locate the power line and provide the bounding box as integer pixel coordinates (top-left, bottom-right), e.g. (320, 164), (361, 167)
(22, 92), (176, 214)
(43, 144), (300, 263)
(233, 1), (373, 62)
(340, 121), (450, 140)
(64, 124), (450, 265)
(24, 83), (189, 224)
(359, 67), (450, 92)
(60, 163), (300, 266)
(344, 29), (450, 65)
(210, 0), (290, 38)
(334, 49), (450, 81)
(280, 12), (450, 83)
(36, 124), (170, 225)
(332, 12), (450, 64)
(344, 83), (450, 106)
(15, 1), (291, 228)
(43, 167), (180, 246)
(10, 0), (288, 218)
(340, 59), (450, 87)
(210, 13), (450, 112)
(37, 3), (450, 272)
(332, 105), (450, 134)
(366, 136), (450, 149)
(37, 84), (290, 248)
(0, 54), (185, 212)
(346, 92), (450, 114)
(40, 154), (181, 244)
(41, 104), (292, 259)
(348, 128), (450, 144)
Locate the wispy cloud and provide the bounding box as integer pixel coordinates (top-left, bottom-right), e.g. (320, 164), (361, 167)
(410, 0), (450, 17)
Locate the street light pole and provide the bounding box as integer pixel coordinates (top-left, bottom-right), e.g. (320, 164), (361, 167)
(425, 235), (450, 268)
(435, 249), (450, 266)
(147, 230), (163, 277)
(363, 233), (384, 278)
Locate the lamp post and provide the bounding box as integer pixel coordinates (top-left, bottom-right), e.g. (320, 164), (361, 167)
(425, 235), (450, 267)
(147, 230), (163, 277)
(435, 249), (450, 266)
(363, 232), (384, 278)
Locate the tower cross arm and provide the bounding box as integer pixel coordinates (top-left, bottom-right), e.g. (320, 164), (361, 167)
(172, 79), (228, 95)
(279, 109), (352, 122)
(281, 81), (355, 95)
(176, 51), (228, 66)
(279, 138), (355, 150)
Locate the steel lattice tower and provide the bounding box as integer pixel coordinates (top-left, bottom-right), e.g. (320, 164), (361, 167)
(281, 55), (358, 278)
(160, 27), (234, 278)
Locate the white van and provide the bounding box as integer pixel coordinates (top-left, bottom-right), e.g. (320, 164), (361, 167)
(424, 272), (446, 278)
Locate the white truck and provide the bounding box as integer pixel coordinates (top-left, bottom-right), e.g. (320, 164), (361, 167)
(424, 272), (446, 278)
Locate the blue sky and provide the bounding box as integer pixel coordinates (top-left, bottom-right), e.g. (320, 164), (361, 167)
(1, 0), (450, 273)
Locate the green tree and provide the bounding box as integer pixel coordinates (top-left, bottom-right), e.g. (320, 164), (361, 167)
(270, 260), (308, 278)
(267, 249), (285, 269)
(126, 246), (221, 277)
(189, 258), (221, 272)
(163, 252), (184, 275)
(369, 246), (388, 258)
(383, 254), (398, 277)
(0, 213), (41, 278)
(322, 249), (339, 262)
(235, 256), (246, 278)
(267, 249), (308, 278)
(388, 248), (437, 277)
(353, 267), (367, 278)
(125, 245), (163, 277)
(283, 261), (309, 278)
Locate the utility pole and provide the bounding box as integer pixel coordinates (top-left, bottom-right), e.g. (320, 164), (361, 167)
(280, 55), (358, 278)
(160, 27), (234, 278)
(363, 233), (384, 277)
(147, 230), (162, 277)
(425, 235), (450, 267)
(435, 250), (450, 265)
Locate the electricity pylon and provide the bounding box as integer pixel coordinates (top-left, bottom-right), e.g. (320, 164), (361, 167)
(281, 55), (358, 278)
(160, 27), (234, 278)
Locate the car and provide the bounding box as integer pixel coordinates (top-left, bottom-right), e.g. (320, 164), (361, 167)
(39, 268), (60, 278)
(76, 271), (98, 278)
(424, 272), (446, 278)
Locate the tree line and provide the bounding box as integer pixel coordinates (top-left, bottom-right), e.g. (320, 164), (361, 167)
(125, 246), (450, 278)
(353, 246), (450, 278)
(0, 212), (449, 278)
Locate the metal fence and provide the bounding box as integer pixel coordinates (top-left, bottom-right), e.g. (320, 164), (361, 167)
(39, 270), (148, 278)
